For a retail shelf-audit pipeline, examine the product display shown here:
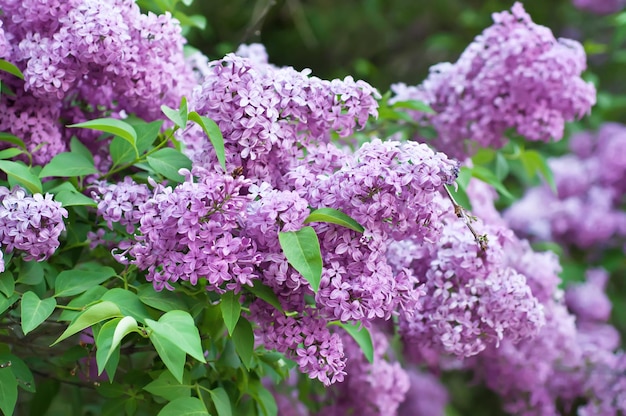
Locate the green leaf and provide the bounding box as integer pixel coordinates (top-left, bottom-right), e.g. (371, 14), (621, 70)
(391, 99), (435, 114)
(0, 368), (17, 416)
(69, 136), (94, 164)
(304, 207), (364, 233)
(146, 148), (192, 182)
(244, 281), (283, 313)
(0, 148), (23, 160)
(232, 317), (254, 369)
(54, 267), (116, 298)
(157, 397), (209, 416)
(174, 12), (207, 30)
(54, 190), (97, 207)
(0, 272), (14, 297)
(21, 291), (57, 335)
(278, 227), (323, 292)
(0, 59), (23, 80)
(134, 120), (164, 155)
(17, 261), (43, 285)
(469, 165), (513, 200)
(188, 112), (226, 172)
(0, 161), (42, 194)
(0, 354), (35, 393)
(220, 291), (241, 336)
(58, 285), (108, 322)
(520, 150), (557, 194)
(0, 133), (26, 150)
(39, 152), (97, 178)
(101, 288), (150, 323)
(149, 330), (187, 384)
(68, 118), (137, 155)
(52, 301), (122, 345)
(330, 322), (374, 363)
(101, 316), (138, 372)
(109, 136), (137, 167)
(144, 370), (191, 402)
(248, 380), (277, 416)
(95, 318), (122, 380)
(146, 311), (206, 363)
(494, 152), (509, 181)
(209, 387), (232, 416)
(161, 97), (188, 129)
(137, 284), (188, 312)
(0, 294), (19, 316)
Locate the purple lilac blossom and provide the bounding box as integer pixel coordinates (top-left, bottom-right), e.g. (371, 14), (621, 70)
(182, 46), (379, 187)
(392, 191), (544, 359)
(572, 0), (626, 14)
(0, 186), (67, 261)
(398, 369), (450, 416)
(91, 177), (151, 234)
(505, 124), (626, 250)
(110, 168), (262, 293)
(0, 0), (195, 163)
(319, 329), (410, 416)
(390, 2), (596, 159)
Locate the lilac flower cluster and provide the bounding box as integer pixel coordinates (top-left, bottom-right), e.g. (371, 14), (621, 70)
(573, 0), (626, 14)
(98, 168), (261, 292)
(391, 190), (544, 359)
(457, 183), (626, 415)
(0, 186), (67, 263)
(319, 329), (410, 416)
(505, 123), (626, 250)
(91, 177), (151, 233)
(182, 45), (379, 186)
(397, 369), (450, 416)
(249, 300), (346, 386)
(0, 0), (195, 164)
(391, 2), (596, 159)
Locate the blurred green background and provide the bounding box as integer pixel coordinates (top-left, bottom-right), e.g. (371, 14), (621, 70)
(180, 0), (626, 100)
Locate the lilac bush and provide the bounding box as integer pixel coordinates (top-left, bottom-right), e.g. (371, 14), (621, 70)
(0, 1), (624, 415)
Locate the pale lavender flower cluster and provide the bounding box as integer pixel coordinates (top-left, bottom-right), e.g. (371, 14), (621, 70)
(505, 123), (626, 249)
(319, 329), (410, 416)
(392, 191), (545, 359)
(391, 2), (596, 159)
(91, 177), (151, 233)
(0, 186), (67, 262)
(105, 168), (261, 292)
(182, 46), (379, 186)
(573, 0), (626, 14)
(0, 0), (195, 163)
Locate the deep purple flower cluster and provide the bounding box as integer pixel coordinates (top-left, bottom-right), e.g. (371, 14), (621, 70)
(91, 177), (151, 233)
(505, 123), (626, 249)
(182, 45), (380, 186)
(573, 0), (626, 14)
(0, 186), (67, 263)
(0, 0), (195, 163)
(101, 168), (262, 292)
(391, 2), (596, 159)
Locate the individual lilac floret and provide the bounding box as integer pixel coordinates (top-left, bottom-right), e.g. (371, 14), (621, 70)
(0, 187), (67, 261)
(320, 329), (410, 416)
(116, 168), (262, 293)
(91, 177), (151, 234)
(391, 2), (596, 159)
(573, 0), (626, 15)
(182, 46), (379, 186)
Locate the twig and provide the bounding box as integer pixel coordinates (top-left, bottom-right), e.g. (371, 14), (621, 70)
(443, 185), (488, 251)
